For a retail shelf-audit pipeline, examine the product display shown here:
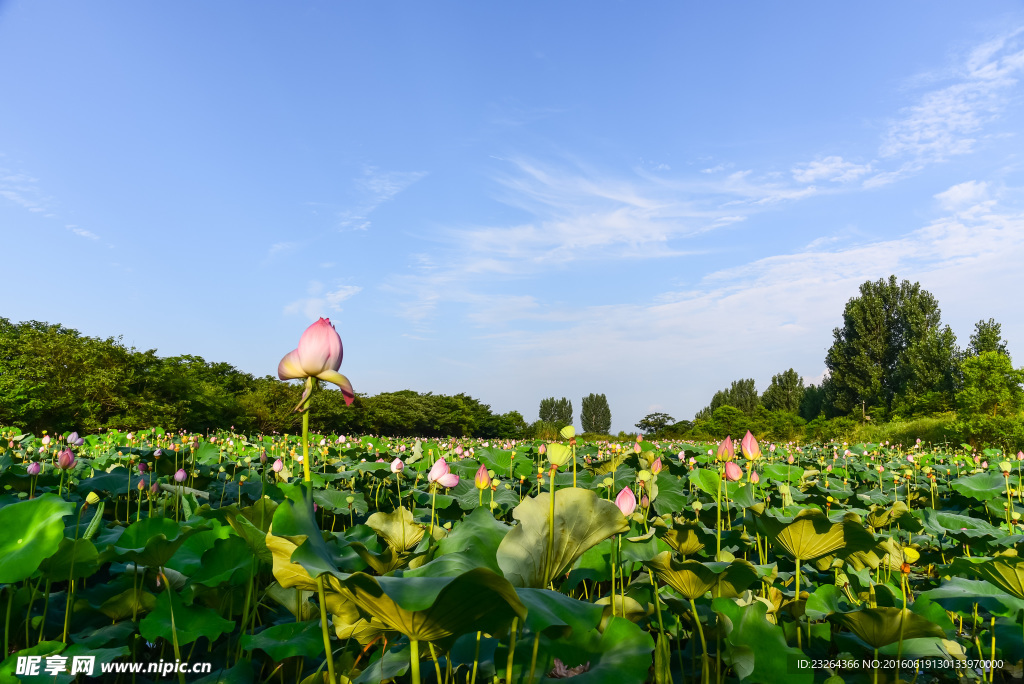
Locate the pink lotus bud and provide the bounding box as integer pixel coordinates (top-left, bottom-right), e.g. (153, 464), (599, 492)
(313, 503), (319, 513)
(273, 458), (283, 473)
(437, 472), (460, 488)
(428, 457), (450, 483)
(390, 458), (404, 473)
(633, 443), (641, 454)
(277, 318), (354, 405)
(636, 434), (643, 442)
(740, 431), (761, 460)
(724, 461), (742, 481)
(455, 445), (464, 456)
(138, 462), (148, 473)
(641, 495), (649, 508)
(1018, 451), (1023, 461)
(787, 455), (794, 464)
(154, 449), (162, 457)
(174, 469), (187, 482)
(27, 461), (40, 476)
(750, 471), (760, 484)
(475, 463), (490, 490)
(982, 461), (988, 468)
(150, 481), (160, 494)
(770, 444), (776, 453)
(615, 487), (637, 516)
(650, 457), (663, 475)
(41, 435), (51, 446)
(717, 436), (734, 461)
(399, 445), (406, 452)
(538, 444), (546, 455)
(126, 433), (133, 441)
(138, 479), (145, 491)
(57, 449), (76, 470)
(260, 452), (267, 463)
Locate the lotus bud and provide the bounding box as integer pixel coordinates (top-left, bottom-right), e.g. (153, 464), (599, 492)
(277, 317), (355, 405)
(138, 479), (145, 491)
(57, 449), (76, 470)
(42, 435), (51, 446)
(750, 471), (760, 484)
(390, 458), (404, 473)
(174, 469), (187, 482)
(787, 455), (794, 464)
(150, 481), (159, 494)
(615, 487), (637, 516)
(641, 495), (649, 508)
(27, 461), (40, 476)
(716, 436), (734, 462)
(724, 461), (742, 481)
(475, 464), (491, 490)
(272, 458), (284, 473)
(138, 463), (148, 473)
(741, 431), (761, 460)
(650, 457), (663, 475)
(633, 443), (641, 454)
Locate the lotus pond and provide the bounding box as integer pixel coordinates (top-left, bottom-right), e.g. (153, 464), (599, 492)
(1, 428), (1023, 684)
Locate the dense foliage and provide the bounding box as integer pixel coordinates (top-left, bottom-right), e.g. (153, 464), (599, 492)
(580, 393), (612, 434)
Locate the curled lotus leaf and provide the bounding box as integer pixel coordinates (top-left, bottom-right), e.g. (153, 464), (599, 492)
(644, 552), (758, 600)
(866, 501), (911, 529)
(950, 556), (1024, 601)
(757, 509), (873, 561)
(831, 607), (944, 648)
(366, 506), (425, 552)
(654, 520), (714, 557)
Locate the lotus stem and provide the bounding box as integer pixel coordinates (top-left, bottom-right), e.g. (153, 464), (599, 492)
(470, 631), (481, 684)
(689, 597), (710, 684)
(61, 505), (85, 643)
(716, 471), (722, 557)
(528, 631), (541, 683)
(428, 642), (443, 684)
(544, 469), (556, 587)
(429, 487), (437, 538)
(610, 543), (617, 618)
(37, 579), (51, 643)
(160, 570), (187, 684)
(795, 556), (802, 651)
(505, 617), (519, 684)
(3, 587), (10, 658)
(647, 568), (665, 635)
(989, 615), (996, 684)
(409, 638), (421, 684)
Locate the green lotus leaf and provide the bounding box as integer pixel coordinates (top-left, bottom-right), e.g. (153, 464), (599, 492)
(866, 501), (910, 528)
(270, 482), (345, 581)
(948, 556), (1024, 600)
(713, 597), (812, 684)
(515, 587), (605, 639)
(347, 541), (409, 574)
(239, 620), (325, 661)
(644, 552), (758, 600)
(191, 535), (255, 587)
(496, 488), (628, 588)
(804, 584), (853, 621)
(228, 512), (273, 564)
(0, 494), (74, 583)
(112, 516), (207, 569)
(831, 607), (944, 648)
(341, 568), (526, 648)
(950, 471), (1007, 501)
(688, 467), (722, 498)
(654, 520), (714, 557)
(37, 537), (99, 582)
(366, 506), (425, 552)
(139, 588), (235, 645)
(758, 509), (873, 561)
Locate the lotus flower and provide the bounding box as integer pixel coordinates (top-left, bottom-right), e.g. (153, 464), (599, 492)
(740, 430), (761, 460)
(57, 449), (76, 470)
(724, 461), (742, 481)
(67, 432), (84, 446)
(615, 487), (637, 516)
(750, 470), (760, 484)
(174, 468), (187, 482)
(273, 458), (284, 473)
(475, 463), (491, 490)
(26, 461), (40, 476)
(650, 457), (663, 475)
(278, 317), (355, 407)
(428, 457), (460, 488)
(41, 435), (51, 446)
(716, 436), (734, 461)
(138, 462), (148, 473)
(390, 458), (404, 473)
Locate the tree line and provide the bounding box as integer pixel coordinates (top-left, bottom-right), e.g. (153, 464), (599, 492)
(635, 276), (1024, 448)
(0, 318), (527, 438)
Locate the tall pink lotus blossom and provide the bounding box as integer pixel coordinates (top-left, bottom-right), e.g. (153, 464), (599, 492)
(740, 431), (761, 460)
(717, 436), (734, 461)
(428, 457), (460, 488)
(174, 468), (187, 482)
(278, 317), (355, 405)
(615, 487), (637, 516)
(724, 461), (742, 481)
(475, 464), (491, 490)
(750, 470), (760, 484)
(273, 458), (284, 473)
(57, 449), (76, 470)
(390, 458), (404, 473)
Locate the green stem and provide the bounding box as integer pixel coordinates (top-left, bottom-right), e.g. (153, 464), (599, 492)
(505, 617), (518, 684)
(528, 631), (541, 683)
(716, 471), (722, 557)
(470, 631), (481, 684)
(689, 597), (710, 684)
(410, 639), (421, 684)
(544, 471), (556, 587)
(316, 577), (337, 684)
(428, 642), (443, 684)
(430, 487), (437, 538)
(795, 557), (802, 651)
(160, 570), (187, 684)
(37, 580), (51, 644)
(4, 587), (11, 658)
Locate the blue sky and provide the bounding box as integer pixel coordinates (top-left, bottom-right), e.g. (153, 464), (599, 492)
(3, 2), (1024, 433)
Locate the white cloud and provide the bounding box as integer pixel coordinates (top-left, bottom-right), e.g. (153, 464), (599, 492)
(284, 283), (362, 320)
(325, 286), (362, 309)
(338, 167), (427, 230)
(66, 225), (99, 240)
(934, 180), (990, 211)
(792, 156), (872, 184)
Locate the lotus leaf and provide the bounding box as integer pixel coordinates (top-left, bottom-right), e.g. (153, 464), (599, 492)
(0, 494), (74, 583)
(713, 597), (812, 684)
(831, 607), (944, 648)
(366, 506), (425, 552)
(644, 552), (758, 599)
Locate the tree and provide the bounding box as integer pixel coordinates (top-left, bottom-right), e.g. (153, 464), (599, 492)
(895, 325), (961, 415)
(957, 351), (1024, 418)
(580, 393), (612, 434)
(825, 275), (944, 415)
(695, 378), (760, 420)
(760, 369), (805, 413)
(636, 412), (674, 434)
(538, 397), (572, 428)
(968, 318), (1009, 358)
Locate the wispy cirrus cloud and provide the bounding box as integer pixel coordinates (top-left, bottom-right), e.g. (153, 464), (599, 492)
(66, 225), (99, 240)
(284, 281), (363, 320)
(0, 167), (47, 213)
(338, 166), (427, 231)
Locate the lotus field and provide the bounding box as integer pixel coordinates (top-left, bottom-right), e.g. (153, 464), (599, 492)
(1, 427), (1024, 684)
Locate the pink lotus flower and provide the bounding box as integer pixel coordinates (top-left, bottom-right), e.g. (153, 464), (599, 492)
(27, 461), (40, 476)
(724, 461), (742, 481)
(740, 431), (761, 460)
(633, 443), (641, 454)
(787, 455), (795, 464)
(57, 449), (76, 470)
(428, 457), (460, 488)
(750, 471), (760, 484)
(390, 458), (404, 473)
(174, 468), (187, 482)
(650, 457), (663, 475)
(67, 432), (84, 446)
(278, 318), (355, 405)
(138, 463), (148, 473)
(273, 458), (284, 473)
(41, 435), (51, 446)
(717, 436), (734, 461)
(615, 487), (637, 516)
(475, 464), (491, 490)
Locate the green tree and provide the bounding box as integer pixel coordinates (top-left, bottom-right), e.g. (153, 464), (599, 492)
(538, 397), (572, 428)
(957, 351), (1024, 418)
(894, 325), (961, 416)
(760, 369), (805, 413)
(968, 318), (1009, 357)
(635, 412), (674, 434)
(580, 393), (612, 433)
(825, 275), (944, 416)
